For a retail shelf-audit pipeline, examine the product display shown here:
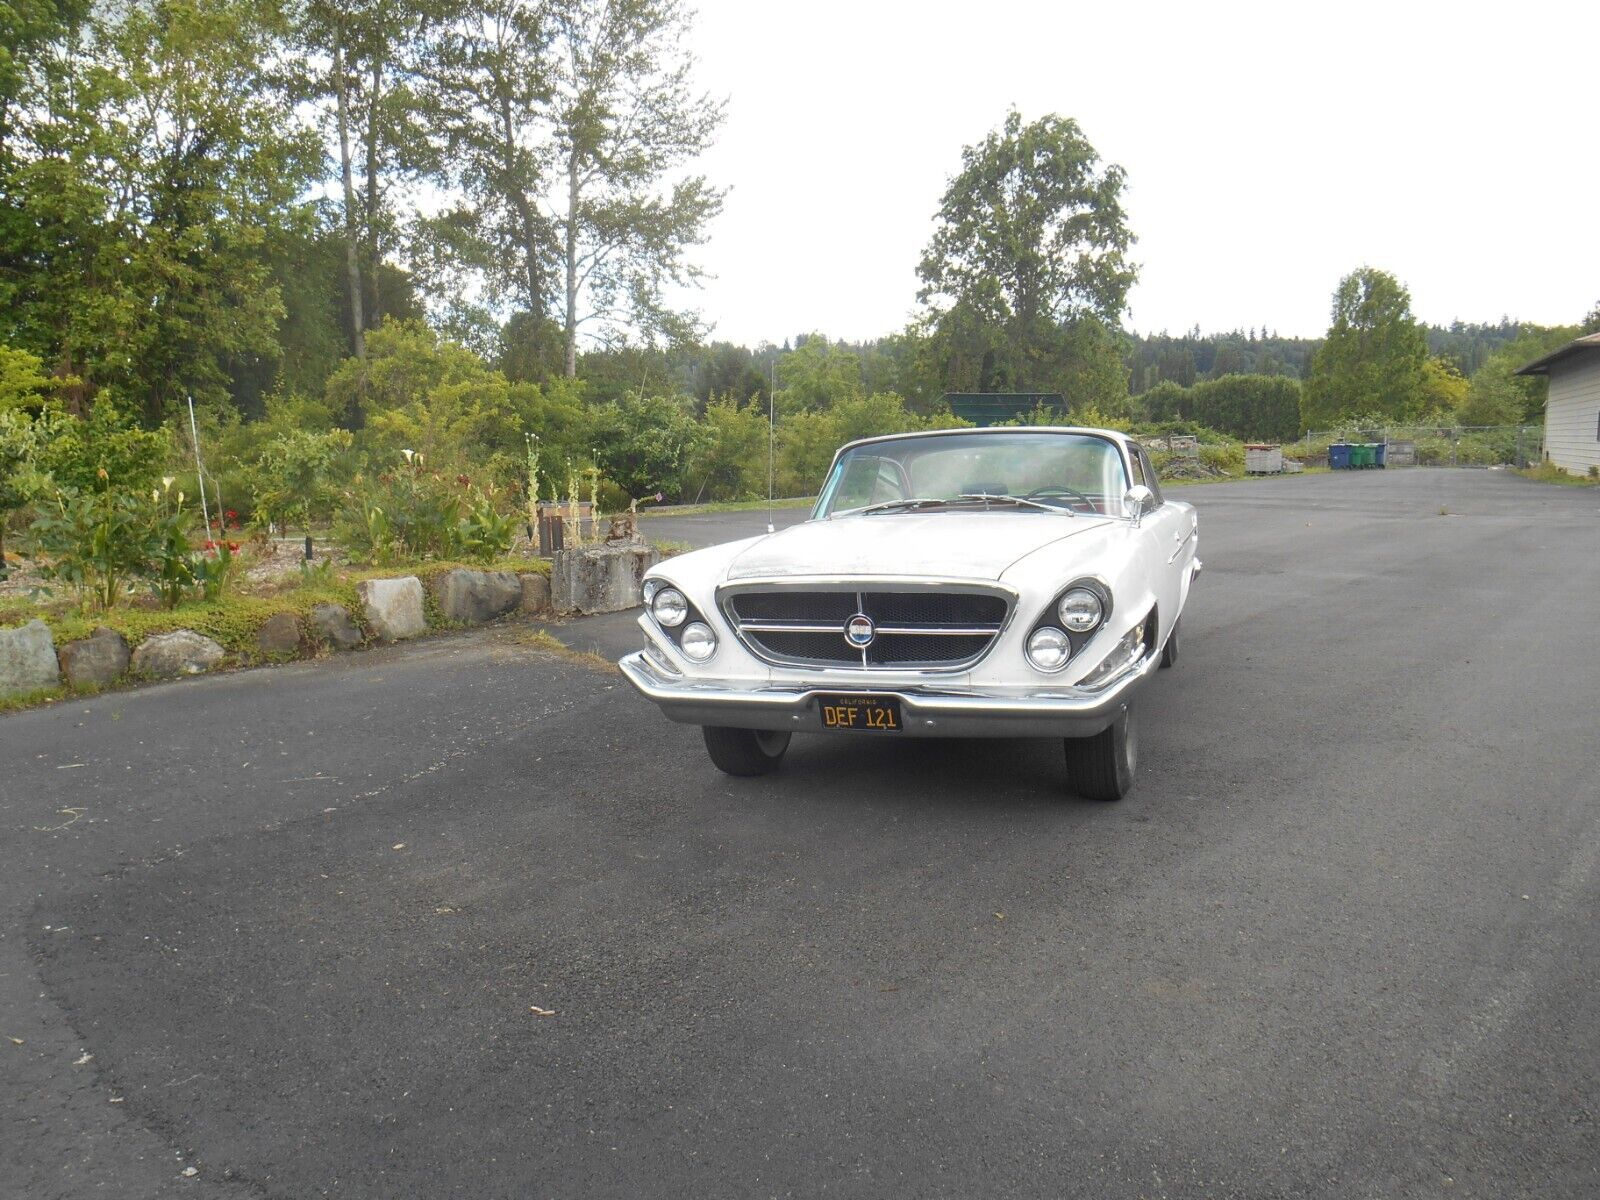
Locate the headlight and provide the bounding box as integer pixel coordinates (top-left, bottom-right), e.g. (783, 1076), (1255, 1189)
(1026, 626), (1072, 672)
(651, 587), (688, 627)
(679, 621), (717, 661)
(642, 579), (660, 603)
(1058, 588), (1104, 633)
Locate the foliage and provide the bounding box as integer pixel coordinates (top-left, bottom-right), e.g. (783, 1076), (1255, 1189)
(589, 392), (708, 499)
(1135, 373), (1301, 440)
(1419, 357), (1468, 412)
(194, 539), (241, 602)
(1303, 268), (1429, 426)
(251, 428), (355, 534)
(149, 508), (197, 609)
(30, 481), (161, 609)
(917, 110), (1135, 401)
(34, 399), (169, 495)
(686, 398), (768, 502)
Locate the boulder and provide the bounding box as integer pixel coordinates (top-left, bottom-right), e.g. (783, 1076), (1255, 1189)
(357, 576), (426, 642)
(310, 603), (363, 649)
(0, 619), (61, 695)
(550, 543), (660, 615)
(518, 572), (551, 615)
(431, 568), (522, 625)
(131, 630), (225, 678)
(255, 611), (302, 654)
(58, 627), (129, 689)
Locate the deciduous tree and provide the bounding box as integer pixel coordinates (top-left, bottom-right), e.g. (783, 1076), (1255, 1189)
(1302, 268), (1428, 427)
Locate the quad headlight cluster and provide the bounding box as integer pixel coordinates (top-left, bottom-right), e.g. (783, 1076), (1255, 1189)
(646, 580), (717, 662)
(1025, 582), (1110, 673)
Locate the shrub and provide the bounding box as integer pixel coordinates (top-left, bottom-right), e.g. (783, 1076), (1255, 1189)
(30, 481), (162, 609)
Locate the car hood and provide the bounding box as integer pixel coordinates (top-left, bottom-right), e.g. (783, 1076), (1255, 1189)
(724, 512), (1117, 581)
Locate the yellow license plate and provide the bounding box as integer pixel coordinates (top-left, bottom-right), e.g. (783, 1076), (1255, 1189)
(818, 695), (902, 732)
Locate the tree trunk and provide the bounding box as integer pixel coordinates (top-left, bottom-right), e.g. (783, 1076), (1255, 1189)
(564, 151), (580, 378)
(364, 56), (383, 326)
(333, 32), (366, 365)
(497, 93), (543, 320)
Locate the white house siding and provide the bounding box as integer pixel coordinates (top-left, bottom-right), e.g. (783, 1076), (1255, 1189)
(1544, 353), (1600, 475)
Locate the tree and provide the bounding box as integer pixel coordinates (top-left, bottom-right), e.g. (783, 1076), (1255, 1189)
(544, 0), (725, 375)
(1419, 356), (1468, 413)
(917, 110), (1137, 398)
(4, 1), (321, 423)
(1302, 268), (1428, 428)
(430, 1), (555, 323)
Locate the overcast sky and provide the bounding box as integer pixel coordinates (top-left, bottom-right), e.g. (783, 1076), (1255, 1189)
(674, 0), (1598, 347)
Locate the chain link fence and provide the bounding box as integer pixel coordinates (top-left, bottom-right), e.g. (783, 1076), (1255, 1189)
(1289, 425), (1543, 469)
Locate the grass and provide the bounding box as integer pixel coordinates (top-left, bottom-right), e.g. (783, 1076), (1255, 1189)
(639, 496), (815, 518)
(512, 628), (615, 672)
(1515, 464), (1600, 487)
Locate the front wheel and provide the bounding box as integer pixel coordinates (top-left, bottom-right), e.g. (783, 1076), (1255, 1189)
(702, 726), (792, 776)
(1064, 707), (1138, 801)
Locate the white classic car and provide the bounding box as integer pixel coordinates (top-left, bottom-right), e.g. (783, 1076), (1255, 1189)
(619, 427), (1200, 800)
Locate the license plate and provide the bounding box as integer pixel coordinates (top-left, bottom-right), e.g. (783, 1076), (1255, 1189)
(818, 694), (902, 733)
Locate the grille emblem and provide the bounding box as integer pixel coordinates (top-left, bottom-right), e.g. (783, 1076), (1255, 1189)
(844, 614), (876, 648)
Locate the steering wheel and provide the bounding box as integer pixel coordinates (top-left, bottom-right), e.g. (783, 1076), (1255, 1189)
(1024, 484), (1097, 512)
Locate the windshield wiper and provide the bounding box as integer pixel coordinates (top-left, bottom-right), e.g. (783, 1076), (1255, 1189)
(955, 493), (1065, 513)
(841, 497), (951, 517)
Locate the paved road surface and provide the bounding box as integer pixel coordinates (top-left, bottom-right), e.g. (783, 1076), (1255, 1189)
(4, 469), (1597, 1198)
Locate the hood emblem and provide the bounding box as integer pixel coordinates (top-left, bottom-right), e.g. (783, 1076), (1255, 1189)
(845, 613), (876, 648)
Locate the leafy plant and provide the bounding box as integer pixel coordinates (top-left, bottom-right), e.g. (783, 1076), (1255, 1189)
(456, 490), (516, 562)
(30, 479), (161, 610)
(194, 539), (242, 602)
(150, 509), (197, 608)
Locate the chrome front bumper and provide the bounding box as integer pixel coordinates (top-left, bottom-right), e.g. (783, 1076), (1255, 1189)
(617, 646), (1160, 739)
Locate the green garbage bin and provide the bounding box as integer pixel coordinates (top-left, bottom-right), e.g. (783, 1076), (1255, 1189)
(1351, 444), (1374, 468)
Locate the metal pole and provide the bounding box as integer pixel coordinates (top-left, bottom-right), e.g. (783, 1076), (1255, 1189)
(767, 362), (776, 535)
(186, 394), (212, 537)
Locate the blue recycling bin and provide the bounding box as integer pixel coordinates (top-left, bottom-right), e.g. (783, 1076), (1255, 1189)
(1373, 442), (1387, 468)
(1328, 443), (1352, 470)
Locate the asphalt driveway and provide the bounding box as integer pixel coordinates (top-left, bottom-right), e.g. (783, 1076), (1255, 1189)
(3, 468), (1597, 1199)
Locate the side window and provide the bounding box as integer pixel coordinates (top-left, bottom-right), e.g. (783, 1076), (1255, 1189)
(1127, 446), (1147, 488)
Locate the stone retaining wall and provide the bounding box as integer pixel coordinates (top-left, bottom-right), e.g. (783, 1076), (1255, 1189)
(0, 560), (594, 701)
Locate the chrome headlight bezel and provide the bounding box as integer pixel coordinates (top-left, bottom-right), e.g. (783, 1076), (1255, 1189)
(650, 586), (689, 628)
(679, 621), (717, 662)
(1057, 587), (1104, 633)
(1024, 578), (1112, 674)
(1025, 626), (1073, 673)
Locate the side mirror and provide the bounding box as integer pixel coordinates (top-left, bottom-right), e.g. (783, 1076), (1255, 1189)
(1125, 484), (1155, 527)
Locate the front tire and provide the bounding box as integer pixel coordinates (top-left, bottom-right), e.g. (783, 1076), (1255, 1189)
(702, 726), (792, 776)
(1159, 616), (1180, 668)
(1064, 707), (1138, 801)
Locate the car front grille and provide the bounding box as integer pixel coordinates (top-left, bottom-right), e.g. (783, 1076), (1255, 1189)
(723, 586), (1010, 670)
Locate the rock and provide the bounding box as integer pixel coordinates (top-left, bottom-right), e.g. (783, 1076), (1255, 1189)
(550, 544), (660, 615)
(0, 619), (61, 695)
(310, 603), (363, 650)
(431, 568), (522, 625)
(518, 572), (551, 615)
(131, 630), (225, 678)
(255, 612), (302, 654)
(357, 576), (426, 642)
(58, 627), (129, 689)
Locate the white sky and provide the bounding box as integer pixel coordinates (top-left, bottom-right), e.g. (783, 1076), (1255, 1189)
(676, 0), (1599, 346)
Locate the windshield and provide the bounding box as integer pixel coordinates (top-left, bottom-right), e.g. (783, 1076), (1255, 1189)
(814, 431), (1134, 520)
